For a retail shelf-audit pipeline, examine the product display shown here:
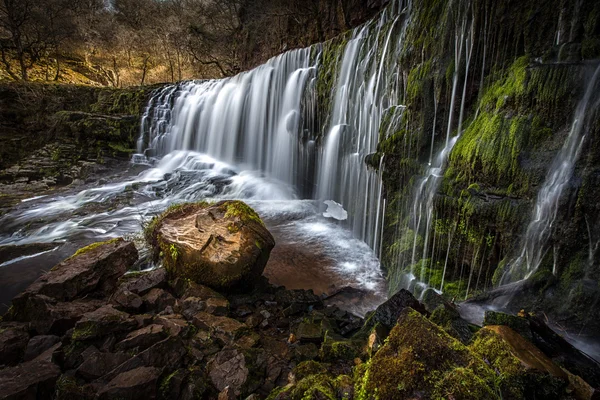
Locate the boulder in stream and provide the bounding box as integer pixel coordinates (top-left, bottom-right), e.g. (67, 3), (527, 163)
(146, 201), (275, 290)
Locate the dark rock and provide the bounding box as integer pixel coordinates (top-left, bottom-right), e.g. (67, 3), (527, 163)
(23, 334), (60, 362)
(148, 200), (275, 290)
(275, 289), (322, 308)
(526, 314), (600, 388)
(192, 312), (246, 344)
(0, 345), (61, 399)
(0, 323), (29, 366)
(484, 310), (532, 341)
(98, 337), (186, 383)
(179, 367), (210, 400)
(155, 314), (191, 337)
(72, 305), (137, 341)
(76, 351), (131, 380)
(118, 268), (167, 296)
(181, 297), (207, 319)
(296, 322), (323, 343)
(218, 386), (237, 400)
(206, 297), (230, 316)
(110, 288), (143, 312)
(370, 289), (428, 329)
(115, 324), (166, 351)
(430, 306), (474, 344)
(293, 343), (319, 361)
(172, 279), (225, 300)
(96, 366), (161, 400)
(11, 238), (137, 305)
(9, 295), (104, 335)
(420, 288), (447, 313)
(142, 288), (176, 313)
(208, 347), (249, 396)
(158, 369), (189, 399)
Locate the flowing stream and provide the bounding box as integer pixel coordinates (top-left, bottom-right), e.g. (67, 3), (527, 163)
(0, 1), (412, 316)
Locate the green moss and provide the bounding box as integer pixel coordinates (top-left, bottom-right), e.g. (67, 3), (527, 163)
(432, 367), (498, 400)
(67, 237), (120, 260)
(222, 200), (265, 227)
(293, 361), (328, 381)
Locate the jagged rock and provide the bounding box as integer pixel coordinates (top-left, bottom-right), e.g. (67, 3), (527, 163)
(76, 351), (131, 380)
(208, 348), (250, 396)
(147, 201), (275, 290)
(370, 289), (428, 330)
(218, 386), (237, 400)
(98, 337), (186, 383)
(294, 343), (319, 361)
(118, 268), (167, 296)
(172, 279), (225, 300)
(23, 334), (60, 362)
(142, 288), (176, 313)
(72, 305), (137, 341)
(96, 366), (161, 400)
(275, 289), (322, 308)
(115, 324), (166, 351)
(179, 367), (210, 400)
(0, 345), (61, 400)
(192, 312), (246, 344)
(8, 295), (104, 335)
(206, 297), (230, 316)
(0, 323), (29, 366)
(110, 288), (143, 312)
(11, 238), (137, 305)
(155, 314), (191, 337)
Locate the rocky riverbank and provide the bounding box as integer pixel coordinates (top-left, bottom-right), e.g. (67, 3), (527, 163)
(0, 201), (599, 399)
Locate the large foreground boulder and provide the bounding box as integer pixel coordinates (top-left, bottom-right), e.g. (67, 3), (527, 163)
(146, 201), (275, 290)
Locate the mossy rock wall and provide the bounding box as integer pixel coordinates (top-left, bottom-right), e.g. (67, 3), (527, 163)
(0, 83), (157, 170)
(309, 0), (600, 333)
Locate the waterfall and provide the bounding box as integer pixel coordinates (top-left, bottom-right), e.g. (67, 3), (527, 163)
(137, 1), (411, 251)
(501, 63), (600, 284)
(137, 48), (316, 196)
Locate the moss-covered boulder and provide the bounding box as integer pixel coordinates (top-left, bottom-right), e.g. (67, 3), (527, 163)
(146, 200), (275, 290)
(355, 307), (496, 400)
(469, 325), (569, 399)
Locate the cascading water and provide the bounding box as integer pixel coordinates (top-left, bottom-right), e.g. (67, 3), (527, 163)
(501, 63), (600, 284)
(0, 3), (415, 317)
(391, 8), (476, 299)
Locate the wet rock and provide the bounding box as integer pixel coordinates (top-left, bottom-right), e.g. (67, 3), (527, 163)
(96, 366), (161, 400)
(9, 295), (104, 335)
(72, 305), (137, 341)
(155, 314), (191, 337)
(484, 310), (532, 341)
(0, 323), (29, 366)
(110, 288), (143, 312)
(420, 287), (447, 313)
(147, 200), (275, 290)
(76, 351), (131, 380)
(208, 347), (249, 396)
(0, 346), (61, 399)
(0, 243), (57, 266)
(115, 324), (166, 351)
(275, 289), (322, 308)
(118, 268), (167, 296)
(294, 343), (319, 361)
(11, 238), (137, 305)
(192, 312), (246, 344)
(142, 288), (176, 313)
(23, 334), (60, 362)
(181, 297), (207, 319)
(369, 288), (428, 330)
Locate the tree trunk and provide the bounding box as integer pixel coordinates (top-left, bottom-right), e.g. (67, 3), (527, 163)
(54, 58), (60, 81)
(140, 56), (150, 85)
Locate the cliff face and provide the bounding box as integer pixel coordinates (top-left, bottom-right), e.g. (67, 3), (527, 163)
(313, 0), (600, 334)
(0, 84), (154, 211)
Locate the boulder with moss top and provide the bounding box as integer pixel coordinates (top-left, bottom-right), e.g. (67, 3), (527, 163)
(146, 200), (275, 290)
